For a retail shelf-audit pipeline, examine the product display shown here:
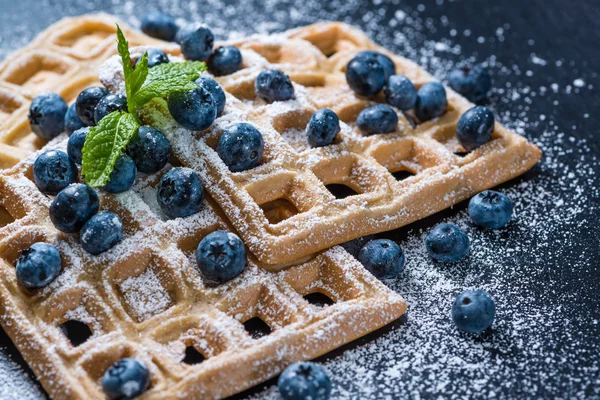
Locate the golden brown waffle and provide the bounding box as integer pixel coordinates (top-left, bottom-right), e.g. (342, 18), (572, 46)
(100, 22), (541, 265)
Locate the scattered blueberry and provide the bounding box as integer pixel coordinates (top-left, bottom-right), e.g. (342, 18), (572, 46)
(448, 65), (492, 103)
(414, 82), (447, 122)
(102, 358), (150, 400)
(80, 211), (123, 255)
(196, 230), (246, 285)
(76, 86), (109, 126)
(94, 94), (127, 124)
(67, 127), (89, 164)
(50, 184), (99, 233)
(28, 92), (68, 140)
(356, 104), (398, 135)
(157, 168), (204, 218)
(358, 239), (405, 279)
(140, 11), (178, 41)
(136, 48), (169, 68)
(167, 86), (216, 131)
(217, 123), (264, 172)
(385, 75), (417, 111)
(103, 154), (136, 193)
(15, 243), (62, 290)
(456, 106), (495, 151)
(255, 69), (295, 103)
(176, 23), (214, 61)
(306, 108), (340, 147)
(33, 150), (78, 195)
(345, 53), (386, 96)
(452, 290), (496, 333)
(425, 223), (470, 263)
(207, 46), (243, 76)
(195, 77), (226, 116)
(126, 126), (170, 174)
(356, 50), (396, 80)
(278, 362), (332, 400)
(468, 190), (513, 229)
(64, 103), (85, 136)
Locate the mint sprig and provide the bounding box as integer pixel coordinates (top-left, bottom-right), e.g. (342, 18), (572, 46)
(81, 25), (206, 187)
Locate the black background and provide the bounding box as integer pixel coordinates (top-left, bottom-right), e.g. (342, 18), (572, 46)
(0, 0), (598, 398)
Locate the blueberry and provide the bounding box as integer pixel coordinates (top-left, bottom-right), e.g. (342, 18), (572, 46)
(136, 48), (169, 68)
(64, 103), (85, 136)
(33, 150), (78, 195)
(140, 11), (178, 42)
(448, 65), (492, 103)
(425, 223), (470, 263)
(306, 109), (340, 147)
(358, 239), (405, 279)
(217, 123), (264, 172)
(195, 77), (226, 116)
(414, 82), (447, 122)
(452, 290), (496, 333)
(15, 243), (62, 290)
(468, 190), (513, 229)
(80, 211), (123, 255)
(126, 126), (170, 174)
(157, 168), (204, 218)
(102, 358), (150, 400)
(94, 94), (127, 124)
(67, 127), (89, 164)
(385, 75), (417, 111)
(345, 53), (386, 96)
(255, 69), (295, 103)
(356, 50), (396, 80)
(167, 86), (216, 131)
(28, 92), (68, 140)
(176, 23), (214, 61)
(207, 46), (243, 76)
(356, 105), (398, 135)
(76, 86), (109, 126)
(278, 362), (332, 400)
(103, 155), (136, 193)
(456, 106), (495, 151)
(50, 184), (99, 233)
(196, 230), (246, 285)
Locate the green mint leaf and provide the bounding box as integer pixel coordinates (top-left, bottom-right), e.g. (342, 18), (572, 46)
(81, 111), (139, 187)
(116, 24), (148, 115)
(116, 25), (133, 98)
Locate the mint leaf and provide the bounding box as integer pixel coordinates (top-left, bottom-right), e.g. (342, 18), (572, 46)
(116, 24), (148, 115)
(81, 111), (139, 187)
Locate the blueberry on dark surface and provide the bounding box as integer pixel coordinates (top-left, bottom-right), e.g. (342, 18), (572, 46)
(167, 86), (216, 131)
(217, 123), (264, 172)
(76, 86), (109, 126)
(278, 362), (332, 400)
(67, 127), (89, 164)
(126, 126), (170, 174)
(28, 92), (68, 140)
(176, 22), (214, 61)
(469, 190), (513, 229)
(356, 104), (398, 135)
(448, 65), (492, 103)
(452, 290), (496, 333)
(141, 11), (178, 41)
(103, 154), (136, 194)
(385, 74), (418, 111)
(16, 243), (62, 290)
(93, 94), (127, 124)
(306, 108), (340, 147)
(33, 150), (78, 195)
(356, 50), (396, 80)
(425, 223), (470, 263)
(80, 211), (123, 255)
(207, 46), (243, 76)
(358, 239), (405, 279)
(456, 106), (495, 151)
(157, 168), (204, 219)
(414, 81), (448, 122)
(64, 103), (85, 136)
(50, 184), (99, 233)
(196, 230), (246, 285)
(136, 48), (170, 68)
(195, 77), (226, 116)
(102, 358), (150, 400)
(255, 69), (295, 103)
(345, 53), (386, 96)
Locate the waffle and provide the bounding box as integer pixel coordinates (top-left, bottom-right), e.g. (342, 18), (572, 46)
(99, 22), (542, 265)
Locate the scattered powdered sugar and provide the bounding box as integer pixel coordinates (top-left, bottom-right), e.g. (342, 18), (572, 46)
(120, 268), (172, 322)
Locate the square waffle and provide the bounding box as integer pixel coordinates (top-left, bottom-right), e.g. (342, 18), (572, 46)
(100, 22), (541, 265)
